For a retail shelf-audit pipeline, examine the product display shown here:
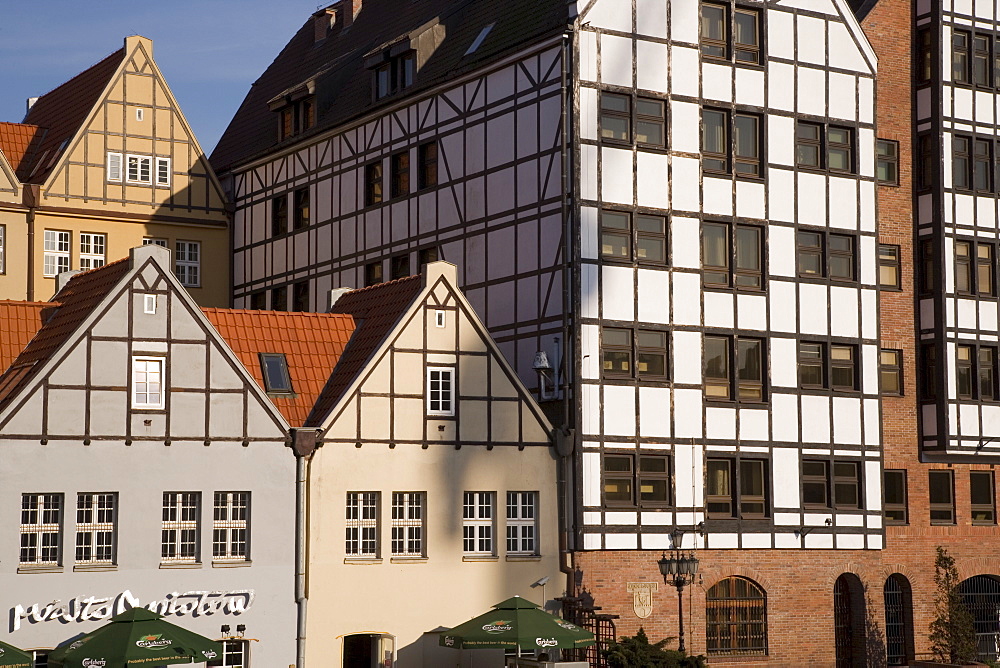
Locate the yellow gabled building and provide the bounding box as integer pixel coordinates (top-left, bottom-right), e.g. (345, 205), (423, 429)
(0, 35), (229, 305)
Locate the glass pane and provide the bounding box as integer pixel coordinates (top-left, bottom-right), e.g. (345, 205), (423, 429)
(636, 215), (664, 234)
(604, 456), (632, 472)
(601, 116), (629, 141)
(601, 93), (629, 113)
(636, 120), (663, 145)
(831, 365), (854, 389)
(637, 236), (665, 262)
(703, 110), (727, 154)
(879, 263), (899, 287)
(884, 472), (904, 504)
(740, 461), (764, 496)
(604, 479), (632, 502)
(707, 460), (731, 495)
(800, 343), (823, 359)
(602, 211), (629, 230)
(638, 331), (666, 348)
(637, 351), (665, 376)
(640, 457), (668, 473)
(828, 148), (850, 171)
(705, 337), (729, 379)
(797, 144), (821, 167)
(803, 461), (827, 477)
(929, 472), (952, 503)
(802, 481), (827, 506)
(831, 346), (853, 361)
(877, 141), (897, 158)
(640, 479), (668, 502)
(957, 345), (972, 361)
(734, 115), (758, 159)
(957, 366), (973, 397)
(636, 99), (664, 118)
(734, 11), (758, 48)
(602, 232), (630, 258)
(738, 339), (761, 382)
(702, 4), (726, 41)
(828, 128), (850, 145)
(604, 351), (631, 373)
(735, 227), (761, 271)
(604, 328), (630, 347)
(703, 224), (728, 269)
(829, 236), (852, 252)
(798, 231), (821, 249)
(834, 482), (859, 507)
(829, 255), (854, 279)
(971, 472), (993, 505)
(881, 369), (900, 394)
(797, 123), (820, 141)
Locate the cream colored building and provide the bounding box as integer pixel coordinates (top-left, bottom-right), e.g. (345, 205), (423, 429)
(0, 35), (228, 305)
(303, 263), (563, 668)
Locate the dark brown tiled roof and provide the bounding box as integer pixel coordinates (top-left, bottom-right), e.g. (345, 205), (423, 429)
(305, 275), (423, 427)
(17, 48), (123, 183)
(0, 258), (130, 408)
(203, 308), (355, 426)
(0, 301), (56, 373)
(0, 122), (44, 173)
(212, 0), (567, 172)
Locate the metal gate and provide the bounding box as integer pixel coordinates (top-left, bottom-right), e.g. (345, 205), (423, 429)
(559, 597), (617, 667)
(884, 575), (910, 666)
(834, 575), (854, 668)
(959, 575), (1000, 663)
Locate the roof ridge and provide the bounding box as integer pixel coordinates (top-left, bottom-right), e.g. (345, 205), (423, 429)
(60, 256), (130, 286)
(27, 48), (124, 110)
(0, 300), (59, 306)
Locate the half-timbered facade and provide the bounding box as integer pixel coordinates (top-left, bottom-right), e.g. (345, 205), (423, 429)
(0, 245), (296, 665)
(0, 36), (229, 306)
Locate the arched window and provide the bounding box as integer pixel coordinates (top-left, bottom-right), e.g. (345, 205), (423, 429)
(884, 574), (914, 666)
(706, 576), (767, 655)
(959, 575), (1000, 663)
(834, 573), (866, 668)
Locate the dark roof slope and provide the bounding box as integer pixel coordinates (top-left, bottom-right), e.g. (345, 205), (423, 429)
(211, 0), (568, 172)
(17, 48), (123, 183)
(847, 0), (879, 20)
(305, 275), (423, 426)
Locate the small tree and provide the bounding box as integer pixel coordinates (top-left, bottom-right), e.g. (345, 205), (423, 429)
(928, 546), (977, 664)
(603, 627), (706, 668)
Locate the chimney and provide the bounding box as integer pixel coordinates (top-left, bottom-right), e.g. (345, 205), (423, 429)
(340, 0), (362, 29)
(313, 7), (336, 42)
(328, 287), (352, 310)
(55, 270), (83, 294)
(26, 97), (38, 114)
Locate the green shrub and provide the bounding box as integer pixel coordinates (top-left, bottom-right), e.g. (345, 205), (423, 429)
(602, 627), (707, 668)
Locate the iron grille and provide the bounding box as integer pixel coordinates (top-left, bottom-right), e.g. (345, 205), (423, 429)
(834, 576), (854, 668)
(960, 575), (1000, 663)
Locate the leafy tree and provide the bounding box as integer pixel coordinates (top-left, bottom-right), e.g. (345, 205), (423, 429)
(603, 627), (707, 668)
(928, 546), (978, 664)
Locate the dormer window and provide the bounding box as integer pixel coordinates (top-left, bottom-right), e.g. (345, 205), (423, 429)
(259, 353), (293, 394)
(370, 51), (415, 100)
(278, 97), (316, 141)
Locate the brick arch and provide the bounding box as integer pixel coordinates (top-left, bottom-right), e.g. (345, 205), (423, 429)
(956, 557), (1000, 582)
(703, 567), (773, 593)
(822, 562), (873, 590)
(876, 563), (918, 585)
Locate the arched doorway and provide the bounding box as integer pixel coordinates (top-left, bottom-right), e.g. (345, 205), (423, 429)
(884, 574), (914, 666)
(834, 573), (866, 668)
(959, 575), (1000, 663)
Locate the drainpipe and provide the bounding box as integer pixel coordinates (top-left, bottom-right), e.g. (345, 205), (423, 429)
(290, 429), (319, 668)
(24, 184), (39, 301)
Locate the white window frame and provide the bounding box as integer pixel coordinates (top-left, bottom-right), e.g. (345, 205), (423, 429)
(212, 492), (249, 562)
(435, 310), (446, 328)
(506, 491), (538, 555)
(155, 157), (171, 187)
(427, 367), (455, 416)
(20, 493), (62, 566)
(126, 154), (152, 184)
(135, 108), (145, 122)
(143, 294), (157, 314)
(131, 356), (165, 409)
(74, 492), (116, 565)
(162, 492), (199, 564)
(391, 492), (424, 557)
(42, 230), (70, 277)
(463, 491), (495, 556)
(143, 237), (168, 247)
(107, 152), (123, 182)
(207, 639), (248, 668)
(79, 233), (106, 271)
(346, 492), (379, 558)
(175, 240), (201, 287)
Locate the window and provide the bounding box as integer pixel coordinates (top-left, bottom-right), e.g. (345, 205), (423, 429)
(143, 295), (157, 314)
(272, 286), (287, 311)
(917, 28), (932, 83)
(954, 30), (970, 83)
(600, 211), (667, 264)
(982, 348), (998, 401)
(346, 492), (379, 558)
(418, 246), (440, 268)
(971, 471), (996, 525)
(974, 34), (991, 86)
(365, 261), (383, 286)
(364, 161), (383, 206)
(797, 231), (856, 281)
(601, 454), (672, 507)
(880, 349), (903, 396)
(953, 136), (972, 190)
(20, 493), (62, 566)
(161, 492), (199, 563)
(956, 344), (999, 400)
(704, 335), (764, 402)
(259, 353), (293, 393)
(463, 492), (495, 555)
(928, 470), (955, 525)
(372, 51), (415, 100)
(277, 97), (316, 140)
(974, 139), (992, 191)
(79, 233), (106, 270)
(802, 460), (861, 510)
(700, 3), (761, 65)
(272, 195), (288, 236)
(293, 188), (310, 229)
(131, 357), (164, 408)
(390, 254), (410, 279)
(126, 155), (152, 183)
(955, 239), (996, 296)
(601, 327), (667, 380)
(706, 458), (768, 519)
(879, 244), (901, 289)
(636, 99), (666, 146)
(703, 222), (763, 289)
(600, 93), (665, 147)
(174, 241), (200, 287)
(32, 650), (50, 668)
(796, 122), (855, 173)
(506, 491), (538, 555)
(427, 367), (455, 416)
(207, 640), (248, 668)
(107, 152), (122, 182)
(833, 462), (861, 509)
(883, 470), (908, 524)
(600, 93), (630, 142)
(213, 492), (249, 561)
(75, 493), (116, 565)
(702, 109), (761, 176)
(391, 492), (424, 557)
(922, 344), (937, 400)
(920, 239), (935, 294)
(155, 157), (170, 187)
(418, 142), (438, 189)
(143, 237), (168, 247)
(917, 135), (935, 190)
(391, 151), (410, 198)
(798, 342), (857, 391)
(465, 23), (496, 55)
(293, 281), (309, 312)
(706, 577), (767, 656)
(249, 292), (266, 310)
(876, 140), (899, 185)
(43, 230), (70, 277)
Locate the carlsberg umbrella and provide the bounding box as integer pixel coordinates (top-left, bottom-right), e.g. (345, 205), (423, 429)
(439, 596), (595, 652)
(0, 639), (33, 668)
(47, 607), (223, 667)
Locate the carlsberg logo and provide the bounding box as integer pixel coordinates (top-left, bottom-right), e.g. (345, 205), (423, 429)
(135, 634), (172, 650)
(535, 637), (558, 647)
(82, 660), (107, 667)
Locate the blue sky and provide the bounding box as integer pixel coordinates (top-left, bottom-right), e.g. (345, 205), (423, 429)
(0, 0), (321, 155)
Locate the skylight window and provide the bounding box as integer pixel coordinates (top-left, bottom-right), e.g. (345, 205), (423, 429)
(259, 353), (293, 393)
(465, 23), (495, 56)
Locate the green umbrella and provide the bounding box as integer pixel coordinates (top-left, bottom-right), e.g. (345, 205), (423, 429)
(47, 607), (223, 667)
(439, 596), (595, 652)
(0, 639), (33, 668)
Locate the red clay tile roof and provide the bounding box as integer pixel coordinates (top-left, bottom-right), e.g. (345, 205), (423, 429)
(0, 258), (130, 409)
(305, 275), (423, 427)
(203, 308), (356, 426)
(17, 48), (123, 183)
(0, 301), (57, 373)
(0, 122), (44, 173)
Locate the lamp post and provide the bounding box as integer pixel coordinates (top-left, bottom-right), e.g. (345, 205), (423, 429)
(657, 547), (700, 653)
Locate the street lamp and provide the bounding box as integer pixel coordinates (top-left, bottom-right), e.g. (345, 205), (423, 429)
(657, 545), (700, 653)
